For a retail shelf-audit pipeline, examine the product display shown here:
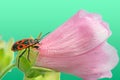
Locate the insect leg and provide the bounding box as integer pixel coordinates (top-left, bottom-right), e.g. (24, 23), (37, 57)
(33, 45), (39, 49)
(27, 47), (30, 62)
(18, 48), (27, 68)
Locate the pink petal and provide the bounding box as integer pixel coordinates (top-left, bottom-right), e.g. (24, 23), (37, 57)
(36, 42), (118, 79)
(38, 10), (111, 57)
(35, 10), (119, 79)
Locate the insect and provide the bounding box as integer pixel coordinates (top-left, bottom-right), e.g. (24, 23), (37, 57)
(11, 32), (48, 67)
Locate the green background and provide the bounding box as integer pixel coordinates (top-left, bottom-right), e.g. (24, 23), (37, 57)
(0, 0), (120, 80)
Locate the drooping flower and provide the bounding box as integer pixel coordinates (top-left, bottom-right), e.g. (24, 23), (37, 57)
(35, 10), (119, 80)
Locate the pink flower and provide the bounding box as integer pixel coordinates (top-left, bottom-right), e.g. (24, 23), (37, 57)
(35, 10), (119, 80)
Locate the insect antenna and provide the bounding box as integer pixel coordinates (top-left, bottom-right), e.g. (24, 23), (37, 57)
(37, 32), (50, 42)
(37, 32), (42, 40)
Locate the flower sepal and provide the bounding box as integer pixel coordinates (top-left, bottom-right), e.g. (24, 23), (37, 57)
(16, 47), (60, 80)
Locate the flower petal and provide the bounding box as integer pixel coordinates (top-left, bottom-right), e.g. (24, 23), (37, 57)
(35, 10), (119, 79)
(39, 10), (111, 57)
(36, 42), (119, 79)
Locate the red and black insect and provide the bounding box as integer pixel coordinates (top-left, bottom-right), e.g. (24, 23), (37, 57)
(11, 32), (48, 67)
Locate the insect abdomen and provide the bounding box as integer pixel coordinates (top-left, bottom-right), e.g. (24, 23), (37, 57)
(11, 39), (34, 51)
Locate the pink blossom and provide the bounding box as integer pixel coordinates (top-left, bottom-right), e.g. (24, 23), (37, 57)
(35, 10), (119, 80)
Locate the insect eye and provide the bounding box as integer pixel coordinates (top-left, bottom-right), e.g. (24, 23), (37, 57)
(34, 39), (39, 43)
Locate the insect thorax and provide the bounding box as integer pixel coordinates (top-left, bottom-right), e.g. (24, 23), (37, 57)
(34, 39), (40, 44)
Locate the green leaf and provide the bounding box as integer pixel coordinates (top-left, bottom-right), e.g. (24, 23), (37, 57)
(16, 47), (38, 71)
(25, 66), (55, 78)
(0, 39), (14, 72)
(0, 48), (5, 60)
(17, 56), (31, 72)
(24, 71), (60, 80)
(0, 38), (15, 79)
(16, 46), (60, 80)
(0, 40), (5, 49)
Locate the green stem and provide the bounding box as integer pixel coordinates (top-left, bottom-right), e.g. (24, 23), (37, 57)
(0, 64), (16, 79)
